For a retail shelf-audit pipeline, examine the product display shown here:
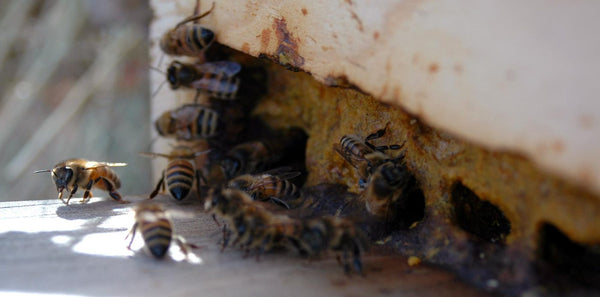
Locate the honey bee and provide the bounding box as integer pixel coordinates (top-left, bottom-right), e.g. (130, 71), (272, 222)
(292, 216), (368, 275)
(362, 156), (416, 222)
(34, 159), (128, 204)
(159, 2), (215, 57)
(126, 202), (196, 259)
(140, 146), (211, 201)
(219, 128), (308, 179)
(167, 60), (241, 100)
(227, 167), (303, 209)
(334, 123), (403, 185)
(204, 187), (299, 255)
(154, 104), (222, 140)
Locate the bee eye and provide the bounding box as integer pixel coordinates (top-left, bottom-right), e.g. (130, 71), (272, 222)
(167, 66), (178, 88)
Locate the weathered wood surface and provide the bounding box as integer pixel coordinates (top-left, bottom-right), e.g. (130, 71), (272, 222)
(149, 0), (600, 197)
(0, 196), (490, 297)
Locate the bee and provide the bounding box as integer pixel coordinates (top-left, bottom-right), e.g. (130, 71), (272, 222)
(126, 202), (196, 259)
(363, 155), (416, 222)
(227, 167), (303, 209)
(34, 159), (128, 204)
(334, 123), (403, 185)
(167, 60), (241, 100)
(291, 216), (368, 275)
(204, 187), (299, 255)
(154, 104), (222, 140)
(159, 2), (215, 57)
(140, 146), (210, 201)
(219, 128), (308, 179)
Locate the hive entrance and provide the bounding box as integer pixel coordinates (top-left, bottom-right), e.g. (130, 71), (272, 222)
(450, 182), (511, 243)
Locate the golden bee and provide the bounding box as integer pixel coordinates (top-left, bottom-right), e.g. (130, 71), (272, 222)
(292, 216), (368, 275)
(167, 60), (241, 100)
(126, 202), (196, 259)
(334, 123), (403, 184)
(227, 167), (303, 209)
(140, 146), (210, 201)
(154, 103), (222, 140)
(34, 159), (128, 204)
(159, 2), (215, 57)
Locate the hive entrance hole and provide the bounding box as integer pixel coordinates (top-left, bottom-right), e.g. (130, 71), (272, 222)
(450, 182), (511, 243)
(538, 223), (600, 287)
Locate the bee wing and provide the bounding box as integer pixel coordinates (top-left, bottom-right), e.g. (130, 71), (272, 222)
(194, 61), (241, 77)
(138, 152), (172, 159)
(83, 161), (127, 169)
(190, 77), (239, 95)
(333, 144), (365, 169)
(259, 166), (300, 177)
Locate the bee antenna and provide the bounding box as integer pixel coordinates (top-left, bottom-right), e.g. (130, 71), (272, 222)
(151, 80), (168, 99)
(174, 2), (215, 29)
(149, 65), (165, 75)
(33, 169), (51, 174)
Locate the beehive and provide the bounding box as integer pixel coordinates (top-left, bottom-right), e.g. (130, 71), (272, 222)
(150, 1), (600, 295)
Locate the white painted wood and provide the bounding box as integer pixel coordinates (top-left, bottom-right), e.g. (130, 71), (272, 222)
(0, 198), (487, 296)
(149, 0), (600, 196)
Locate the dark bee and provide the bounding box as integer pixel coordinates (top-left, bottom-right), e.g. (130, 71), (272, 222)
(167, 60), (241, 100)
(154, 104), (222, 140)
(362, 155), (417, 222)
(140, 146), (210, 201)
(219, 128), (308, 180)
(291, 216), (368, 275)
(159, 2), (215, 57)
(34, 159), (128, 204)
(204, 187), (298, 255)
(126, 202), (196, 259)
(227, 167), (303, 209)
(334, 123), (403, 184)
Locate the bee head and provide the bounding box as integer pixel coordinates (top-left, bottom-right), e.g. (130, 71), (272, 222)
(227, 176), (251, 191)
(220, 156), (241, 180)
(52, 166), (74, 191)
(166, 61), (182, 89)
(155, 112), (176, 136)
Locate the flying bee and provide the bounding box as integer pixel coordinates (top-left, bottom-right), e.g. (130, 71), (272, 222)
(126, 202), (197, 259)
(363, 155), (417, 223)
(34, 159), (128, 204)
(154, 104), (222, 141)
(159, 2), (215, 57)
(167, 60), (241, 100)
(334, 123), (403, 184)
(140, 146), (211, 201)
(291, 216), (368, 275)
(227, 167), (303, 209)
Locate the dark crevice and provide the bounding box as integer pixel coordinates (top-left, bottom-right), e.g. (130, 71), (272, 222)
(450, 182), (511, 244)
(537, 223), (600, 288)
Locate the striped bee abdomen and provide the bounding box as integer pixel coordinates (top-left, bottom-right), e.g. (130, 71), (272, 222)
(140, 218), (173, 259)
(166, 159), (195, 200)
(194, 107), (221, 138)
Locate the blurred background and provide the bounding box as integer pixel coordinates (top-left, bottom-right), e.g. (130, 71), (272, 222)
(0, 0), (153, 201)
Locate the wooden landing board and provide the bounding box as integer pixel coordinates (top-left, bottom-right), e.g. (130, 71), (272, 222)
(0, 196), (490, 297)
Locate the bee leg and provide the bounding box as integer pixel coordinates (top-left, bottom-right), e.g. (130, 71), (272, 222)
(352, 243), (364, 276)
(193, 90), (201, 104)
(149, 171), (166, 199)
(212, 214), (221, 227)
(268, 197), (290, 209)
(342, 248), (351, 275)
(125, 222), (138, 250)
(66, 185), (78, 205)
(174, 235), (199, 259)
(220, 225), (230, 252)
(97, 177), (129, 203)
(81, 180), (94, 203)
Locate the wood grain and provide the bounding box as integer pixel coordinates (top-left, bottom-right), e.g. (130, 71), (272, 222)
(0, 197), (490, 297)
